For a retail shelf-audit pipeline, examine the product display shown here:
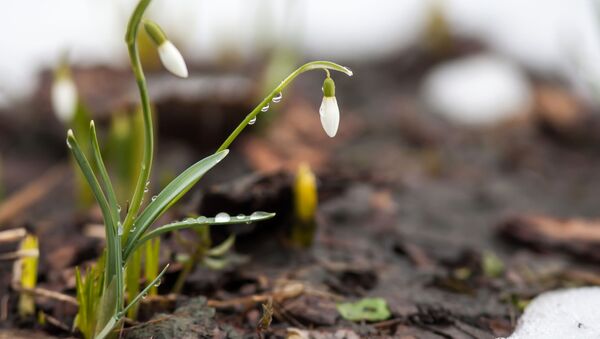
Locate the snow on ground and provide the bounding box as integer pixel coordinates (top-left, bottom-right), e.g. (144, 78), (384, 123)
(503, 287), (600, 339)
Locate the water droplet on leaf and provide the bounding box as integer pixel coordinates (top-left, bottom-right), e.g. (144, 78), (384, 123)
(215, 212), (231, 222)
(250, 211), (270, 220)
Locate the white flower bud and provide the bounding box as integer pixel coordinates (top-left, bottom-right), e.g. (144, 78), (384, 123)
(319, 96), (339, 138)
(51, 76), (77, 123)
(158, 41), (188, 78)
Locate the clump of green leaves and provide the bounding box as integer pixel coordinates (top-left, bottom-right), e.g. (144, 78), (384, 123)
(67, 1), (352, 338)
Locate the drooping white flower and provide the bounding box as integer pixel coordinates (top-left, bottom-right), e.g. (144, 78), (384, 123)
(144, 20), (188, 78)
(158, 41), (188, 78)
(51, 75), (77, 123)
(319, 77), (339, 137)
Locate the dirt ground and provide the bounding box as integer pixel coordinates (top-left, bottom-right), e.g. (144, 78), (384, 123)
(2, 44), (600, 338)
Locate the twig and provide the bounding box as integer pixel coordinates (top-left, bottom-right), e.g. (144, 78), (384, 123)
(0, 227), (26, 243)
(0, 249), (38, 261)
(0, 295), (8, 321)
(0, 165), (67, 227)
(11, 285), (78, 306)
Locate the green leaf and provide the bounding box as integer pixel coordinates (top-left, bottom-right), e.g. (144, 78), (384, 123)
(90, 121), (119, 227)
(121, 264), (169, 318)
(144, 238), (160, 296)
(125, 211), (275, 258)
(336, 298), (391, 322)
(202, 257), (229, 270)
(67, 131), (122, 296)
(123, 150), (229, 260)
(206, 235), (235, 257)
(482, 251), (504, 278)
(125, 249), (142, 319)
(95, 277), (118, 338)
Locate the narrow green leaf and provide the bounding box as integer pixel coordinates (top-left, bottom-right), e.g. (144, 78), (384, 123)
(90, 121), (119, 226)
(202, 257), (229, 270)
(125, 249), (142, 319)
(95, 277), (118, 337)
(206, 235), (235, 257)
(144, 238), (160, 296)
(67, 131), (121, 285)
(120, 264), (169, 317)
(94, 314), (118, 339)
(125, 211), (275, 259)
(124, 150), (229, 260)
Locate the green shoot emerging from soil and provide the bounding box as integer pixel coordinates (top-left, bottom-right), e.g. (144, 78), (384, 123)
(66, 1), (352, 338)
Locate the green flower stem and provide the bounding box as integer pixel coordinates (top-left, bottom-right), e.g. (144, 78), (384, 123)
(122, 0), (154, 242)
(216, 61), (352, 153)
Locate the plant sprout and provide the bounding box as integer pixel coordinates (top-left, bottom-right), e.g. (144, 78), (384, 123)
(66, 0), (352, 338)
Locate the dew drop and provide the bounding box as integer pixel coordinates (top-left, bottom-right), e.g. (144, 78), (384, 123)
(117, 222), (123, 236)
(250, 211), (270, 220)
(154, 279), (162, 287)
(141, 292), (148, 299)
(196, 216), (207, 223)
(215, 212), (231, 222)
(144, 188), (149, 193)
(236, 214), (245, 220)
(185, 217), (195, 223)
(261, 104), (270, 112)
(248, 117), (257, 125)
(117, 205), (122, 212)
(272, 92), (283, 103)
(151, 195), (157, 202)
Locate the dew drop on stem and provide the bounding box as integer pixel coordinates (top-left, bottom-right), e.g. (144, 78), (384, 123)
(248, 117), (257, 125)
(261, 104), (270, 112)
(151, 195), (157, 202)
(215, 212), (230, 222)
(272, 92), (283, 103)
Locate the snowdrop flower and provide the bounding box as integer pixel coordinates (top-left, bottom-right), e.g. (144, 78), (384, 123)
(144, 20), (188, 78)
(51, 68), (77, 123)
(319, 77), (340, 137)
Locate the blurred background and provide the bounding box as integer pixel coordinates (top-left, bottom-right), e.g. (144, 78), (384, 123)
(3, 1), (600, 337)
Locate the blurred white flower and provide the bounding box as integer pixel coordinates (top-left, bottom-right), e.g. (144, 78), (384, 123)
(51, 76), (77, 123)
(158, 41), (188, 78)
